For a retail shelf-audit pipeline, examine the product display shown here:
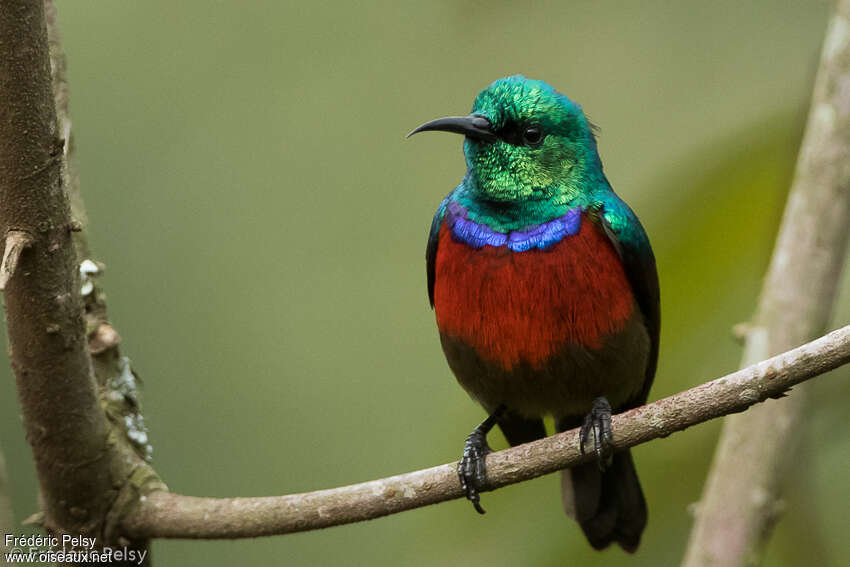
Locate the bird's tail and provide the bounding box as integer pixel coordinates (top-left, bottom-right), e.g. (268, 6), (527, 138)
(560, 449), (647, 552)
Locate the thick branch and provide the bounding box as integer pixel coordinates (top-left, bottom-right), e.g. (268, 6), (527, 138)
(42, 1), (157, 468)
(0, 0), (114, 537)
(683, 2), (850, 565)
(0, 3), (159, 561)
(120, 325), (850, 539)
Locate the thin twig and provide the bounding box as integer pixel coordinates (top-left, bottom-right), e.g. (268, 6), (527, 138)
(120, 325), (850, 540)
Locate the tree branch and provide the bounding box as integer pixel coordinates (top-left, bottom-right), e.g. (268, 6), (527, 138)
(119, 325), (850, 539)
(0, 3), (160, 563)
(682, 2), (850, 565)
(0, 0), (112, 537)
(43, 0), (156, 465)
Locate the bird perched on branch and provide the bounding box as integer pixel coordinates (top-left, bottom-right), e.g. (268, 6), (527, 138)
(409, 75), (659, 552)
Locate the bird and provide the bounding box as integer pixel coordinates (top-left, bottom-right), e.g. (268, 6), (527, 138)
(408, 75), (660, 552)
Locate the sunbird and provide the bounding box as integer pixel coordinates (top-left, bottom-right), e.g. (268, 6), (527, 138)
(409, 76), (659, 552)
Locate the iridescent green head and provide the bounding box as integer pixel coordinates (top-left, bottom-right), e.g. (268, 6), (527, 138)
(410, 75), (603, 203)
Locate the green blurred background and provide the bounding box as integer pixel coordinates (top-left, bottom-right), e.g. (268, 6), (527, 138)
(2, 1), (849, 565)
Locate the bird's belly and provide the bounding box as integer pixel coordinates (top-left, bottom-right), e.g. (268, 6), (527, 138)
(433, 218), (649, 417)
(439, 313), (649, 417)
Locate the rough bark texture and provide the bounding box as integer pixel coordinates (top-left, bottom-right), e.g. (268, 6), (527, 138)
(0, 2), (160, 564)
(682, 2), (850, 566)
(121, 325), (850, 539)
(43, 1), (155, 465)
(0, 0), (112, 537)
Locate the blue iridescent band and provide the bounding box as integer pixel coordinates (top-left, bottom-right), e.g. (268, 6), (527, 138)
(445, 201), (582, 251)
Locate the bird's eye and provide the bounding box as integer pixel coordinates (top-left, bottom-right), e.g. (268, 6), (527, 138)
(523, 125), (543, 146)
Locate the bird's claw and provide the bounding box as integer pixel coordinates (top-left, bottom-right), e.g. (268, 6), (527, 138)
(458, 429), (491, 514)
(580, 396), (614, 469)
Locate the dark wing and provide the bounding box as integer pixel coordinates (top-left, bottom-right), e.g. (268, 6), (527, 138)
(597, 202), (660, 407)
(426, 199), (448, 307)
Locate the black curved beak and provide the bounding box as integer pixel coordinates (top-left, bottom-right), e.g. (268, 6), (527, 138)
(407, 114), (497, 142)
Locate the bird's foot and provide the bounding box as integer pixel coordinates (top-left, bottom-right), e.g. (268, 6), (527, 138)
(459, 429), (491, 514)
(458, 406), (504, 514)
(580, 396), (614, 470)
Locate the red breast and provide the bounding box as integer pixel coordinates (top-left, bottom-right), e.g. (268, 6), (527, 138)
(434, 214), (636, 371)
